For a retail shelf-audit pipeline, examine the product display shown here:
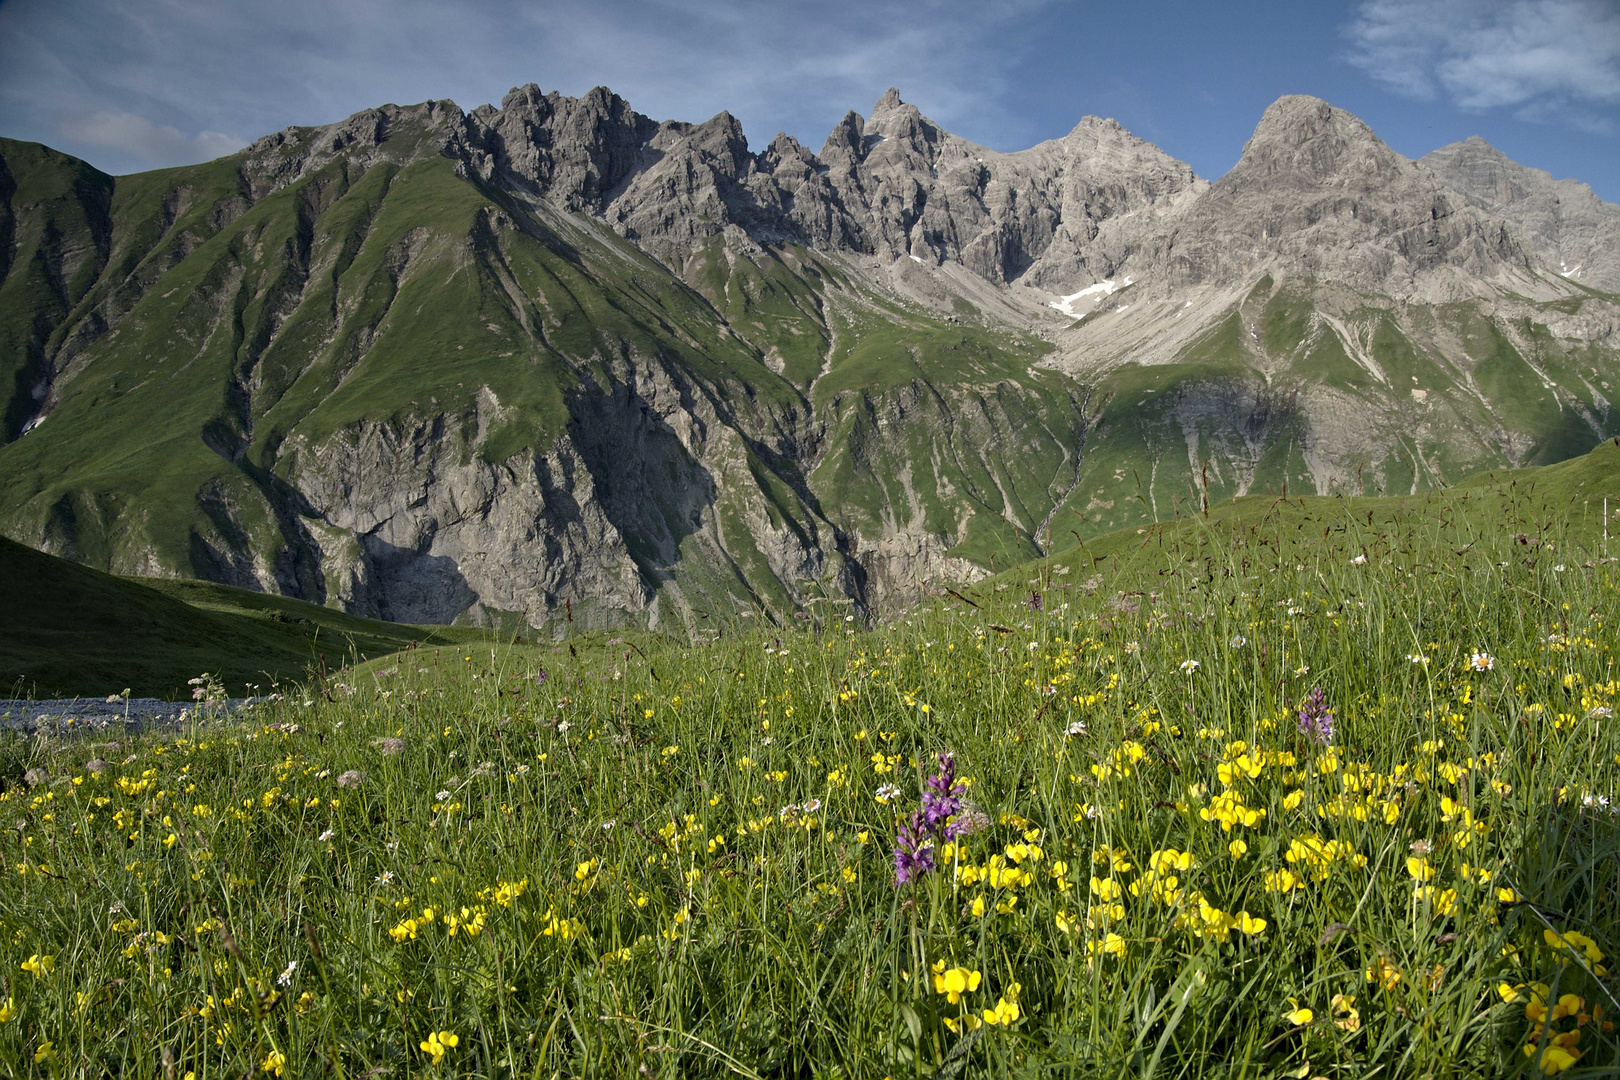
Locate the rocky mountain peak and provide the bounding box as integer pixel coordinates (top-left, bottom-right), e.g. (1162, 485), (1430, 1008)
(1229, 94), (1401, 186)
(872, 87), (905, 114)
(1423, 135), (1620, 289)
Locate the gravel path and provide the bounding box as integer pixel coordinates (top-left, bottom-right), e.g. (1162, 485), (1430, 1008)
(0, 697), (272, 735)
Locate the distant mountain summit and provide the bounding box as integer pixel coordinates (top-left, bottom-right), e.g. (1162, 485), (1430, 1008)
(1423, 134), (1620, 291)
(1, 88), (1616, 631)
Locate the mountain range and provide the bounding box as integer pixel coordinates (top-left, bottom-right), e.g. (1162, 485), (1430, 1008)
(1, 86), (1616, 632)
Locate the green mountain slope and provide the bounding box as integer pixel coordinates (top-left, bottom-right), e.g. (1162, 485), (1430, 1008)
(0, 88), (1617, 633)
(976, 436), (1620, 597)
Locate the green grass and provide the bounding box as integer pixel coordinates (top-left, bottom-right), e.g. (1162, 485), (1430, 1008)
(0, 447), (1615, 1076)
(0, 535), (491, 699)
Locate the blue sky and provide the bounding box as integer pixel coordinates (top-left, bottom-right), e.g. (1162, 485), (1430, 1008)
(1, 0), (1616, 200)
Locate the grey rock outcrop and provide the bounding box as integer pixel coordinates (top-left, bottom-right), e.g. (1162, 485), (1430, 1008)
(1422, 135), (1620, 293)
(1118, 97), (1538, 300)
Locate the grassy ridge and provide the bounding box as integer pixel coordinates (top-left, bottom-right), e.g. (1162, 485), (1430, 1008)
(0, 448), (1614, 1076)
(0, 536), (489, 699)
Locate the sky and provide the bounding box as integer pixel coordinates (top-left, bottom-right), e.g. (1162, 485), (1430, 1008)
(0, 0), (1616, 200)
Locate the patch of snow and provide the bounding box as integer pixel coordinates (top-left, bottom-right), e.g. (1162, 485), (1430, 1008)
(1183, 301), (1192, 308)
(19, 415), (44, 435)
(1048, 279), (1119, 317)
(1559, 263), (1583, 278)
(1117, 304), (1130, 312)
(908, 254), (923, 264)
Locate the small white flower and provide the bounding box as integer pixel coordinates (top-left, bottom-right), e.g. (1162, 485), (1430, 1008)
(1179, 659), (1200, 674)
(1351, 554), (1367, 566)
(1553, 564), (1566, 573)
(1229, 635), (1247, 648)
(876, 783), (902, 804)
(375, 870), (395, 886)
(317, 828), (335, 842)
(602, 820), (616, 831)
(802, 798), (823, 813)
(108, 901), (124, 915)
(1469, 651), (1495, 671)
(1065, 720), (1088, 737)
(1409, 654), (1430, 667)
(435, 790), (451, 802)
(277, 960), (297, 987)
(557, 720), (572, 733)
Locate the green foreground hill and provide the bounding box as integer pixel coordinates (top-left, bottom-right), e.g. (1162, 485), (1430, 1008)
(0, 534), (489, 699)
(0, 419), (1614, 1077)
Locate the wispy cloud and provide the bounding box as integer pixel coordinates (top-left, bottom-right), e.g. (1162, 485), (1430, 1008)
(1343, 0), (1620, 133)
(57, 110), (244, 165)
(0, 0), (1057, 175)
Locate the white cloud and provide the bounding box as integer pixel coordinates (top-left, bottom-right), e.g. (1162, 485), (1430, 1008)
(1344, 0), (1620, 131)
(57, 109), (244, 165)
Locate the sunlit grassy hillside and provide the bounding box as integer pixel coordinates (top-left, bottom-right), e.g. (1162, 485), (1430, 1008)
(0, 443), (1616, 1078)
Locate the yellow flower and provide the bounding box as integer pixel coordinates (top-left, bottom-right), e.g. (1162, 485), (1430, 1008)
(20, 954), (54, 979)
(261, 1048), (286, 1076)
(983, 996), (1021, 1026)
(1330, 993), (1361, 1032)
(1366, 955), (1402, 991)
(1086, 932), (1127, 960)
(1405, 856), (1434, 882)
(1545, 928), (1607, 970)
(34, 1040), (53, 1063)
(1526, 1044), (1580, 1075)
(1228, 839), (1248, 859)
(0, 998), (14, 1023)
(1284, 1001), (1313, 1026)
(931, 967), (981, 1004)
(1263, 868), (1303, 893)
(419, 1029), (459, 1064)
(1237, 911), (1267, 936)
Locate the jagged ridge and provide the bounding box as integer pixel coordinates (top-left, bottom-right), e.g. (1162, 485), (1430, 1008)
(0, 87), (1616, 632)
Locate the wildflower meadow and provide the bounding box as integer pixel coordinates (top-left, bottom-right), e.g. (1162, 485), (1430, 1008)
(1, 483), (1617, 1078)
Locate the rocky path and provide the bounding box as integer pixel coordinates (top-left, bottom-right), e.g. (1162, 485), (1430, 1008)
(0, 697), (272, 735)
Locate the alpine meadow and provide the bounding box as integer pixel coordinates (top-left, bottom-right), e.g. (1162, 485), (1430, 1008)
(1, 51), (1619, 1080)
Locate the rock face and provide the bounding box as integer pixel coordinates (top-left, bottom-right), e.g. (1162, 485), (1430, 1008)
(1423, 135), (1620, 292)
(0, 88), (1617, 633)
(1116, 97), (1536, 298)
